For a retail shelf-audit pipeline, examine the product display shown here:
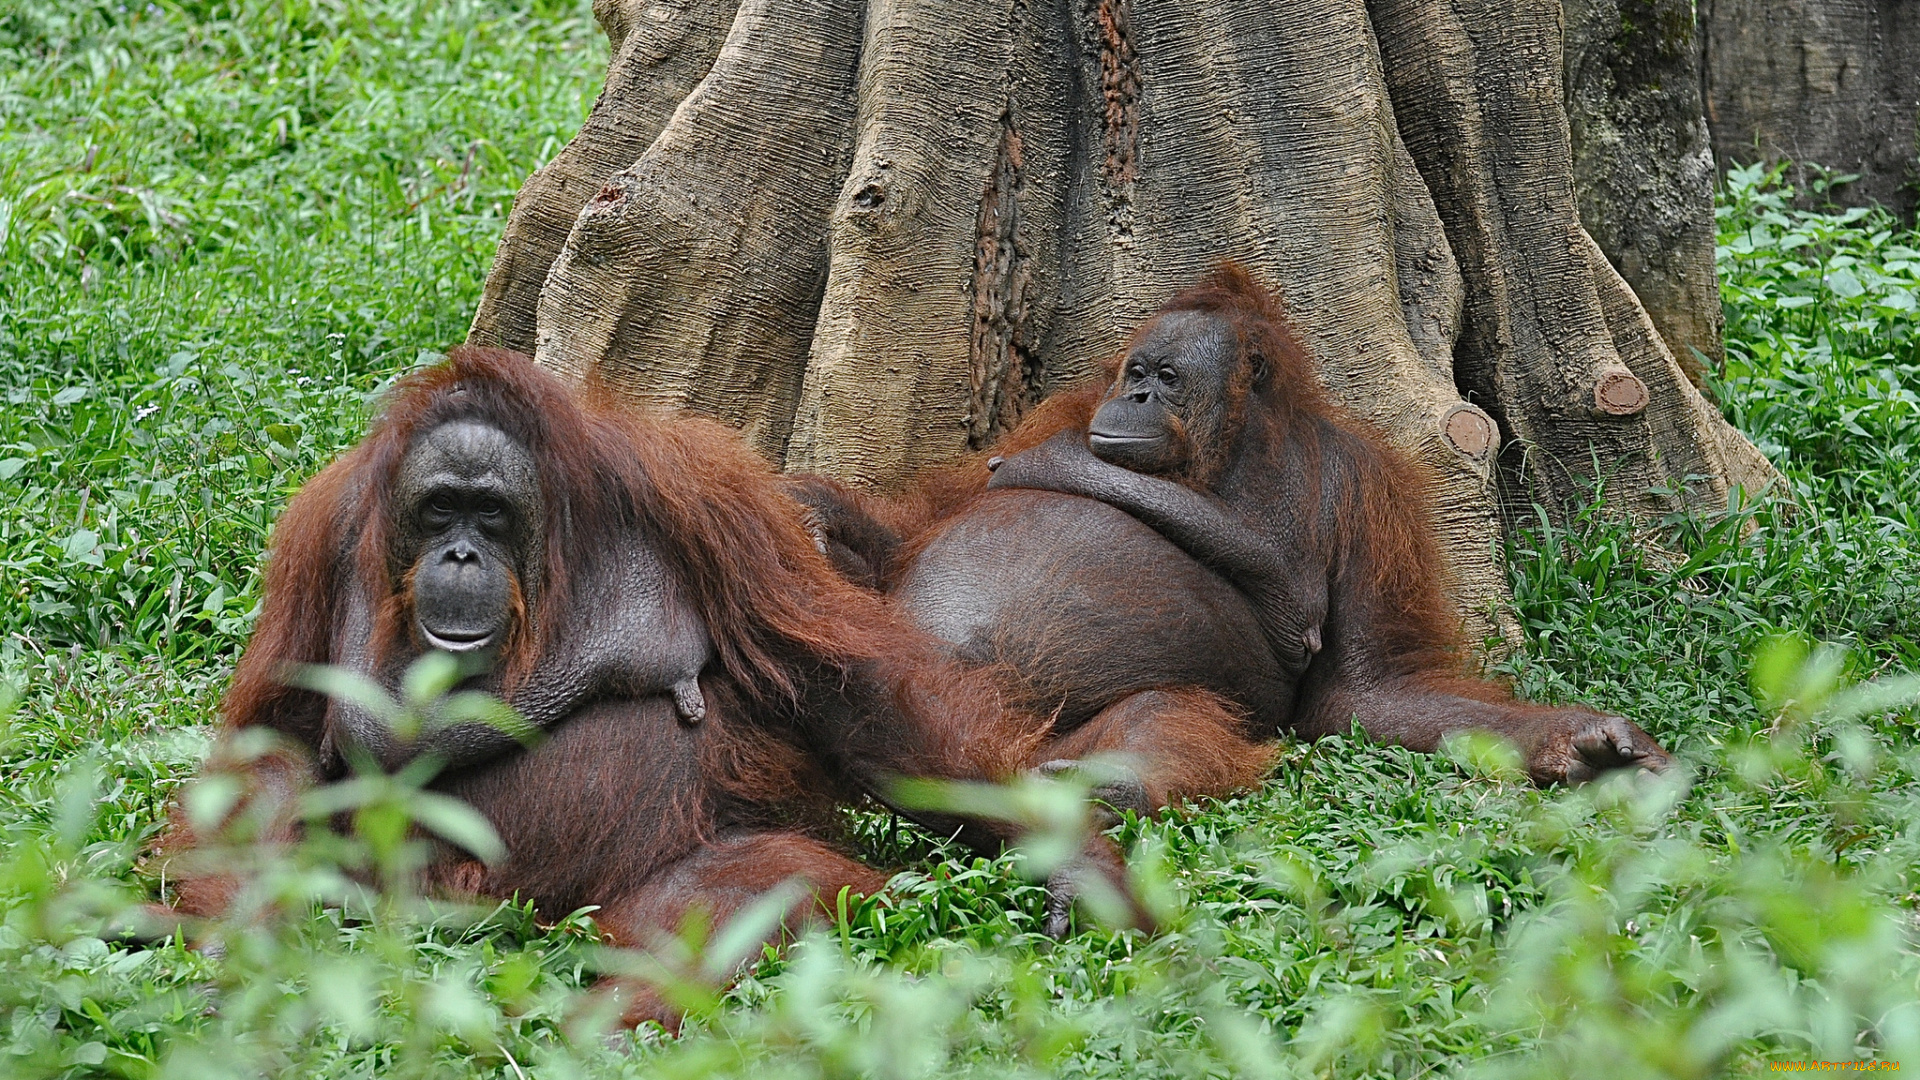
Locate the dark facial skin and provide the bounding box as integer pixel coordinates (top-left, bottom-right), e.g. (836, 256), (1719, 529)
(392, 421), (544, 657)
(1088, 310), (1239, 477)
(336, 416), (711, 774)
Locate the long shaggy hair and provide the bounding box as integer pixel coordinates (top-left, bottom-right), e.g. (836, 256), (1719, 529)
(224, 346), (1044, 785)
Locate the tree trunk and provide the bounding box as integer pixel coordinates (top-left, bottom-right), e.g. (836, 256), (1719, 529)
(471, 0), (1782, 645)
(1699, 0), (1920, 223)
(469, 0), (742, 356)
(1563, 0), (1726, 385)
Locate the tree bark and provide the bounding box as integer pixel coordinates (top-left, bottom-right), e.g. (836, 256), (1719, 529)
(472, 0), (1783, 646)
(1563, 0), (1725, 385)
(1699, 0), (1920, 223)
(469, 0), (741, 355)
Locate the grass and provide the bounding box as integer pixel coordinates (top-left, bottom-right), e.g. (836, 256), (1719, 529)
(2, 5), (1919, 1077)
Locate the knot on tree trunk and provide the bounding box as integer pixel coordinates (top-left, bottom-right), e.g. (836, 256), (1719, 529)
(1441, 403), (1498, 461)
(1593, 369), (1650, 416)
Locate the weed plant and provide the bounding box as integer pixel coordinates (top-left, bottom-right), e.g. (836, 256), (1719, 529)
(2, 5), (1919, 1077)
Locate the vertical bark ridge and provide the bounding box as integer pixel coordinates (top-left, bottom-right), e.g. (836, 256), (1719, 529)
(1389, 132), (1467, 393)
(532, 0), (866, 461)
(468, 0), (740, 353)
(968, 112), (1044, 449)
(1371, 0), (1675, 523)
(1094, 0), (1142, 242)
(1563, 0), (1725, 384)
(1382, 115), (1511, 643)
(1095, 0), (1141, 185)
(1363, 0), (1509, 415)
(785, 0), (1074, 484)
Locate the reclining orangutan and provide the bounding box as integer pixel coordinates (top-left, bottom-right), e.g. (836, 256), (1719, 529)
(791, 264), (1670, 814)
(157, 346), (1138, 1028)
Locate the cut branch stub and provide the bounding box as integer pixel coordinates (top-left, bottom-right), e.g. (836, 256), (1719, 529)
(1593, 369), (1650, 416)
(1583, 232), (1781, 505)
(1442, 403), (1498, 460)
(475, 0), (1783, 650)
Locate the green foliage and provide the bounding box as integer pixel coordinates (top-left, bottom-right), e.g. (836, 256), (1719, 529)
(1, 5), (1918, 1075)
(1715, 161), (1920, 517)
(0, 0), (602, 662)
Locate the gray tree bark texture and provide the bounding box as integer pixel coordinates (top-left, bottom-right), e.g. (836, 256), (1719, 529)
(1563, 0), (1725, 385)
(469, 0), (1782, 646)
(1699, 0), (1920, 223)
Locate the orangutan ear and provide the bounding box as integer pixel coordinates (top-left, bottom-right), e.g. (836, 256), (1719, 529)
(1247, 346), (1272, 389)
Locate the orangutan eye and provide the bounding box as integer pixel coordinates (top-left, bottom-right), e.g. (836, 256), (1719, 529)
(1160, 366), (1179, 385)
